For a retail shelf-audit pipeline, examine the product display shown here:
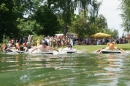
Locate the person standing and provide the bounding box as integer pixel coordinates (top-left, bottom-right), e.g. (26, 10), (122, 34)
(70, 38), (73, 47)
(37, 38), (41, 46)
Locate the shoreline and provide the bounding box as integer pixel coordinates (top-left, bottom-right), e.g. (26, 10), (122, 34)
(0, 43), (130, 54)
(73, 43), (130, 53)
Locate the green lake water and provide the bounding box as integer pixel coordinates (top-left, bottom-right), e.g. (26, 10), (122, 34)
(0, 53), (130, 86)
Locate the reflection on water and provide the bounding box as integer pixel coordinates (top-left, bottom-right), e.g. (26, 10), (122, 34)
(0, 53), (130, 86)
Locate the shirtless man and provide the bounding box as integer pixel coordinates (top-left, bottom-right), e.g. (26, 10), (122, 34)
(31, 41), (58, 53)
(1, 44), (12, 53)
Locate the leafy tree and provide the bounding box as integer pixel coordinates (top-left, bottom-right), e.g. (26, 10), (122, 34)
(90, 14), (108, 34)
(32, 5), (60, 36)
(42, 0), (101, 36)
(120, 0), (130, 34)
(0, 0), (20, 41)
(68, 10), (108, 38)
(71, 15), (88, 38)
(0, 0), (110, 43)
(104, 28), (118, 38)
(89, 0), (101, 23)
(17, 18), (42, 36)
(96, 14), (107, 30)
(112, 29), (119, 37)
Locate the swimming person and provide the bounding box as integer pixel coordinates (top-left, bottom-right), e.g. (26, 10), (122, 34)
(31, 41), (58, 53)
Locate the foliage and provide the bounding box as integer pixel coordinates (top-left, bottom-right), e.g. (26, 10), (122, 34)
(17, 18), (42, 36)
(0, 0), (20, 41)
(0, 0), (119, 43)
(32, 34), (44, 45)
(120, 0), (130, 33)
(69, 12), (88, 38)
(44, 0), (102, 36)
(100, 27), (119, 38)
(68, 11), (109, 38)
(0, 34), (9, 48)
(2, 34), (9, 44)
(32, 5), (60, 36)
(88, 0), (101, 23)
(96, 14), (107, 31)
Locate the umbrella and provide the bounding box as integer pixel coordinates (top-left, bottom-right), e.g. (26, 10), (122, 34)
(90, 32), (111, 38)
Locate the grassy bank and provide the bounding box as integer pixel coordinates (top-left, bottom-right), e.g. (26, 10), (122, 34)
(0, 43), (130, 53)
(73, 43), (130, 53)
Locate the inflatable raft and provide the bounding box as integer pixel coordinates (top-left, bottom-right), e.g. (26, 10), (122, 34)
(100, 49), (121, 54)
(4, 48), (80, 55)
(58, 48), (77, 54)
(28, 48), (78, 55)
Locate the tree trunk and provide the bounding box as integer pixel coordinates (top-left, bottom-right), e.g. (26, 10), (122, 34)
(63, 23), (67, 37)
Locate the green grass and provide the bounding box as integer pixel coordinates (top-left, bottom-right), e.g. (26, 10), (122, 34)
(73, 43), (130, 53)
(1, 43), (130, 53)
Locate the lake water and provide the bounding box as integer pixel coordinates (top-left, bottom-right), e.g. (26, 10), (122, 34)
(0, 53), (130, 86)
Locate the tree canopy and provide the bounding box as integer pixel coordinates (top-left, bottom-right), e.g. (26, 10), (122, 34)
(0, 0), (119, 42)
(120, 0), (130, 34)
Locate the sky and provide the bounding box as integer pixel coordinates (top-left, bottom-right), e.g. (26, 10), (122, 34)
(98, 0), (123, 37)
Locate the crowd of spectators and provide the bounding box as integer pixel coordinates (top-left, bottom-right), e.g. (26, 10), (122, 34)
(77, 36), (128, 45)
(40, 36), (74, 48)
(1, 35), (74, 52)
(1, 34), (129, 52)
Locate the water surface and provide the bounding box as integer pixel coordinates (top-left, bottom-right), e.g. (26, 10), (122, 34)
(0, 53), (130, 86)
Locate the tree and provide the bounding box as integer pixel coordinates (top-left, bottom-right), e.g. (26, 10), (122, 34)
(0, 0), (21, 41)
(120, 0), (130, 34)
(17, 18), (42, 36)
(0, 0), (103, 43)
(71, 15), (88, 38)
(97, 14), (107, 30)
(32, 5), (60, 36)
(104, 28), (118, 38)
(89, 0), (101, 23)
(68, 10), (109, 38)
(42, 0), (101, 36)
(0, 0), (39, 41)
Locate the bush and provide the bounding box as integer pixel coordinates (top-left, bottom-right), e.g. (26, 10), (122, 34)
(32, 34), (44, 45)
(2, 34), (9, 44)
